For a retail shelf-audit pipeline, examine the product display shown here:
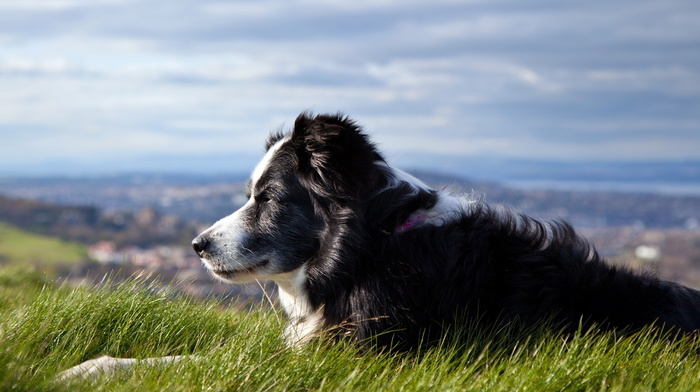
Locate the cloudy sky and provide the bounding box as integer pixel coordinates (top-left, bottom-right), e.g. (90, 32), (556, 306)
(1, 0), (698, 177)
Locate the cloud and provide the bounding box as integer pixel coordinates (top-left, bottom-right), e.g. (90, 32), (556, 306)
(0, 0), (698, 176)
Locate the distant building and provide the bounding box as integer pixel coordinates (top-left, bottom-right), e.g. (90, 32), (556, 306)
(88, 241), (123, 264)
(635, 245), (661, 261)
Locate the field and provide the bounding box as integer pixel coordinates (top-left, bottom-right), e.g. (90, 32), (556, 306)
(0, 222), (88, 266)
(2, 265), (700, 391)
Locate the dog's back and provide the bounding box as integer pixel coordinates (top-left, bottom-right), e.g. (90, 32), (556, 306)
(309, 196), (700, 347)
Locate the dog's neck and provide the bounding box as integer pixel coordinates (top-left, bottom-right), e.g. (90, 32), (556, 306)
(274, 267), (322, 345)
(396, 191), (476, 234)
(383, 164), (476, 233)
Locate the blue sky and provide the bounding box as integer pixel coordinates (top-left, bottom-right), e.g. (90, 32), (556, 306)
(1, 0), (699, 177)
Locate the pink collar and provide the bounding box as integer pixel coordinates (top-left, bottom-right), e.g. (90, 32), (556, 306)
(396, 214), (427, 234)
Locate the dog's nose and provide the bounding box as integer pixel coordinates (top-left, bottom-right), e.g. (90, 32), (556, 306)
(191, 235), (210, 257)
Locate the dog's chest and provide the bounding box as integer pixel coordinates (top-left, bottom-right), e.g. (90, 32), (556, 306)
(275, 270), (323, 345)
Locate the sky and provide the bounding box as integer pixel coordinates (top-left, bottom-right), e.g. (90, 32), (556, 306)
(1, 0), (699, 178)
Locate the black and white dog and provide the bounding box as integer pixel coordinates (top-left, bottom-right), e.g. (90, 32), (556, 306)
(191, 112), (700, 346)
(60, 112), (700, 379)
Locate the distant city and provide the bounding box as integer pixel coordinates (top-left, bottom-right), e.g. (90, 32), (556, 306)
(1, 169), (699, 300)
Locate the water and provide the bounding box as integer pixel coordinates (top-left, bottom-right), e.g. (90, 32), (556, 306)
(504, 180), (700, 196)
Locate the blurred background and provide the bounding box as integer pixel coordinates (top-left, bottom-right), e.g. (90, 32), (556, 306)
(0, 0), (698, 301)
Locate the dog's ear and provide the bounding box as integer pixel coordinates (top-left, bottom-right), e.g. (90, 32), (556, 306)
(292, 112), (384, 199)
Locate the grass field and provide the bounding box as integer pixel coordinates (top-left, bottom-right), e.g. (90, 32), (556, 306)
(2, 266), (700, 391)
(0, 222), (88, 266)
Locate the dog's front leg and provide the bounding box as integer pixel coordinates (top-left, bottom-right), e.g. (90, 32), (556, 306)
(56, 355), (189, 381)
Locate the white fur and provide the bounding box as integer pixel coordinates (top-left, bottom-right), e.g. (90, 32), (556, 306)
(274, 266), (323, 345)
(385, 164), (476, 229)
(386, 166), (431, 190)
(420, 189), (475, 227)
(56, 355), (188, 381)
(251, 134), (291, 187)
(197, 198), (258, 280)
(196, 135), (291, 282)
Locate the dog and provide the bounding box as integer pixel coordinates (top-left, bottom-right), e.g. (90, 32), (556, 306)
(59, 112), (700, 379)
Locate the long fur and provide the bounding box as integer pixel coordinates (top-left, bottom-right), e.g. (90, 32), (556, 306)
(246, 113), (700, 347)
(191, 112), (700, 349)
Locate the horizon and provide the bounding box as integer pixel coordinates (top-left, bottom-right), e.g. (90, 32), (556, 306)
(3, 158), (700, 197)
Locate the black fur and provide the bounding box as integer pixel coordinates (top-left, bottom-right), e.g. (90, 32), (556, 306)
(199, 112), (700, 349)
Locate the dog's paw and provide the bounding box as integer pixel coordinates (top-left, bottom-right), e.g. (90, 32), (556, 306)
(56, 355), (137, 381)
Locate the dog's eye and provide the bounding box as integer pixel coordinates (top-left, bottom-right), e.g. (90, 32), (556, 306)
(255, 193), (271, 203)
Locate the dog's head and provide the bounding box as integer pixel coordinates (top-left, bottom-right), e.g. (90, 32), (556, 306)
(192, 112), (388, 282)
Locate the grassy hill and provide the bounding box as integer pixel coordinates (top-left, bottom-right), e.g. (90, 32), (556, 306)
(0, 222), (88, 266)
(2, 267), (700, 391)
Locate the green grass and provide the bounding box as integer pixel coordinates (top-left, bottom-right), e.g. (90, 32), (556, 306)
(0, 264), (48, 312)
(0, 222), (88, 266)
(2, 266), (700, 391)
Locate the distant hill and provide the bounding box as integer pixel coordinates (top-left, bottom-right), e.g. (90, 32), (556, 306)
(0, 195), (98, 232)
